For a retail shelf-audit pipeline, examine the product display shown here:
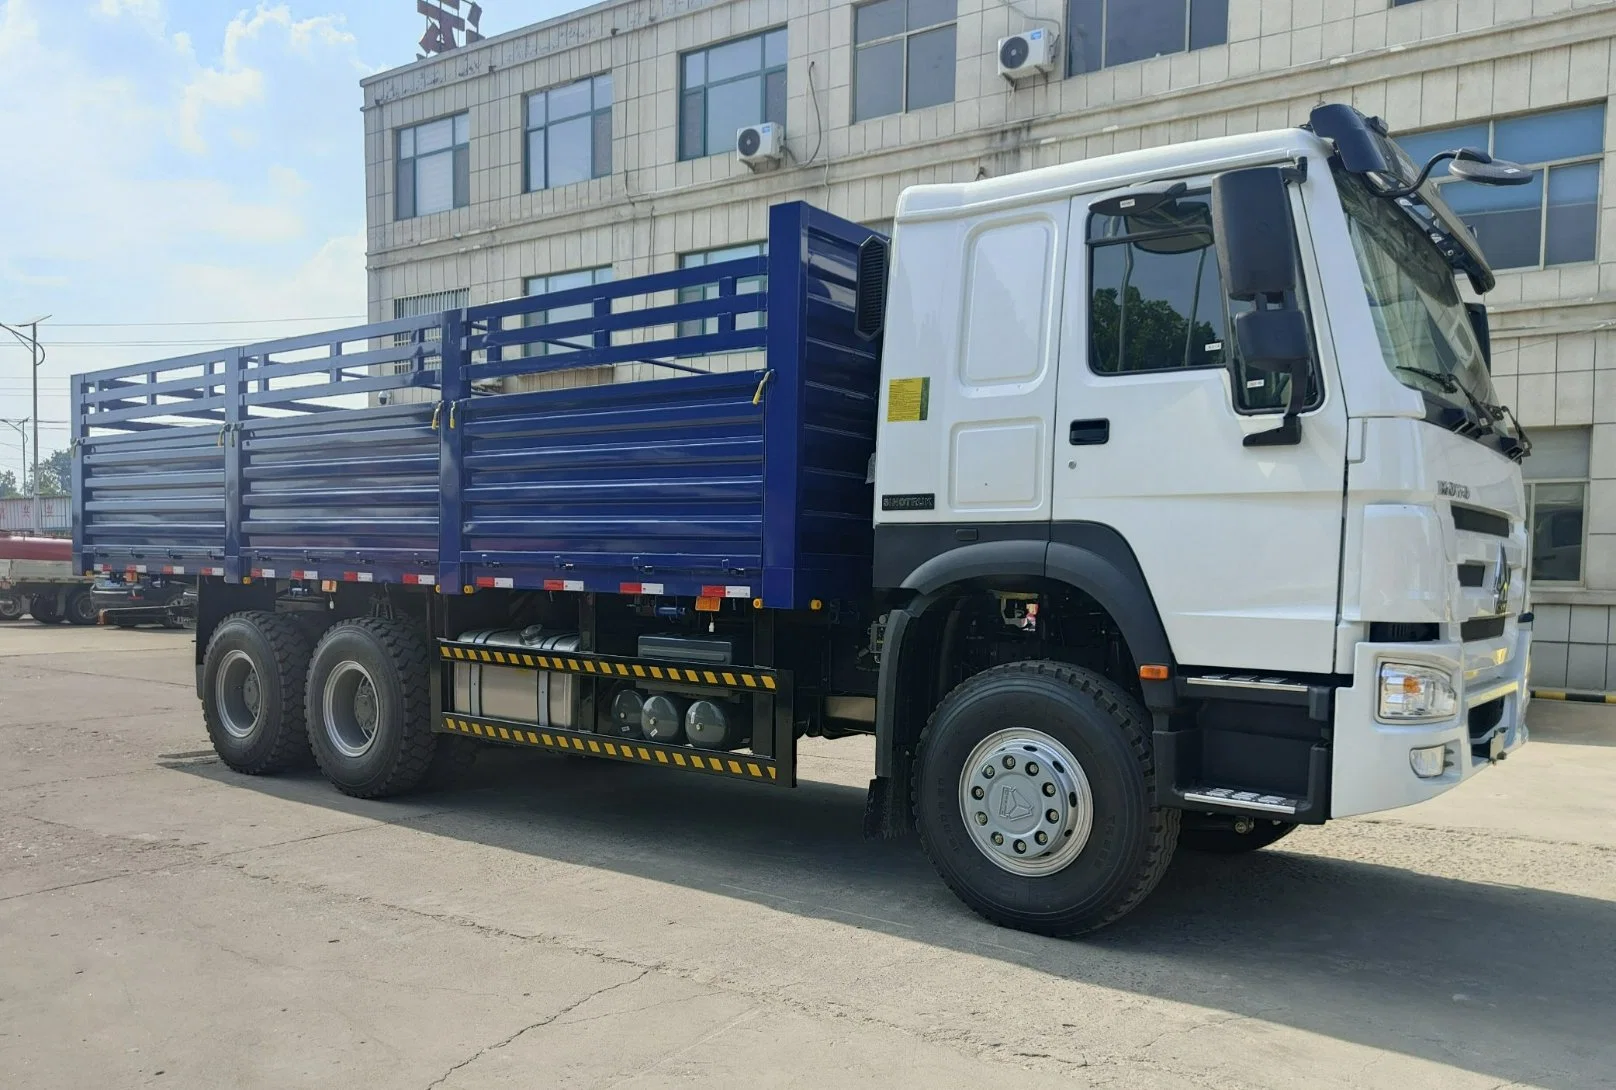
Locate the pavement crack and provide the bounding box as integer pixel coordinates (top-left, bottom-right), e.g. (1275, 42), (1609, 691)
(422, 968), (650, 1089)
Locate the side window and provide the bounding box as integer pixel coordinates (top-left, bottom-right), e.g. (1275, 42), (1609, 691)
(1086, 193), (1309, 413)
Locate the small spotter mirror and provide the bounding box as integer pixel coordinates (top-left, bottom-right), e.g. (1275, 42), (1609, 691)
(1448, 154), (1534, 187)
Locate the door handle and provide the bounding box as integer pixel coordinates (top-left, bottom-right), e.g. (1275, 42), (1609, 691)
(1069, 418), (1110, 446)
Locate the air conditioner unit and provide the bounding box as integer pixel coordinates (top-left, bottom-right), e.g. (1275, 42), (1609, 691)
(998, 28), (1059, 80)
(736, 122), (784, 168)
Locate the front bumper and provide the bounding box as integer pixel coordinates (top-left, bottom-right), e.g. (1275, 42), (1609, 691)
(1330, 626), (1530, 818)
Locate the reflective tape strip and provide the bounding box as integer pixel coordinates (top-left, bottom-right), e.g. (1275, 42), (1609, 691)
(402, 573), (435, 586)
(437, 717), (780, 780)
(476, 576), (515, 589)
(701, 585), (751, 599)
(94, 564), (106, 572)
(619, 582), (665, 596)
(290, 570), (318, 581)
(252, 568), (276, 579)
(161, 565), (185, 575)
(203, 567), (225, 577)
(543, 579), (585, 592)
(131, 565), (148, 574)
(343, 572), (375, 583)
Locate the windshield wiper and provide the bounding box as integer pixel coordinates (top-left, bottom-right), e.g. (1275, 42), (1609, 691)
(1487, 399), (1533, 461)
(1396, 365), (1461, 393)
(1398, 365), (1499, 438)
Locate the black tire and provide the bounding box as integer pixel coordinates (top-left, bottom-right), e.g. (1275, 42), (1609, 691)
(914, 660), (1179, 937)
(202, 612), (315, 774)
(64, 589), (98, 626)
(0, 594), (23, 621)
(305, 618), (438, 799)
(29, 595), (63, 624)
(423, 734), (480, 789)
(1178, 821), (1295, 854)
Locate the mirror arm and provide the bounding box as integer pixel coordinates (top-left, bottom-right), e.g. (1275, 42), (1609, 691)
(1378, 151), (1457, 199)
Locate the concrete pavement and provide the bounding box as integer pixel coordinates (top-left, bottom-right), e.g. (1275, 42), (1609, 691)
(1, 621), (1612, 1089)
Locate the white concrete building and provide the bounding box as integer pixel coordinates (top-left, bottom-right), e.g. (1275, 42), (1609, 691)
(363, 0), (1616, 691)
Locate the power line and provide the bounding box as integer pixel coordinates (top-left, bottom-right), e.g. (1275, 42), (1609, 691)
(43, 315), (367, 328)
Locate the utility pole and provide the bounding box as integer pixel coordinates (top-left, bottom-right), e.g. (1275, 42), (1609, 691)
(0, 316), (49, 534)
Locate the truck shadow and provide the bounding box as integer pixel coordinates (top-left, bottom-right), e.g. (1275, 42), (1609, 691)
(167, 751), (1614, 1089)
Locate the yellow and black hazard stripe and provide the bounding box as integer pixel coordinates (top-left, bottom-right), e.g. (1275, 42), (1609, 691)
(439, 716), (781, 782)
(437, 642), (779, 692)
(1531, 689), (1616, 704)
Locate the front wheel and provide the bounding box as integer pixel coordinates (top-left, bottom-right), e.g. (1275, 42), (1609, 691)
(914, 660), (1178, 937)
(305, 618), (439, 799)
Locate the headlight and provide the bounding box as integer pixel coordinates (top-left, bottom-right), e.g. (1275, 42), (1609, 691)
(1378, 662), (1458, 721)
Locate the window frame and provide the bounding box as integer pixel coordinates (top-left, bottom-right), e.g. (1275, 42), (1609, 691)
(677, 244), (768, 337)
(1083, 192), (1321, 415)
(395, 113), (470, 221)
(679, 28), (788, 161)
(1066, 0), (1227, 78)
(1399, 105), (1605, 271)
(525, 74), (614, 193)
(851, 0), (958, 123)
(523, 266), (615, 358)
(1526, 478), (1589, 586)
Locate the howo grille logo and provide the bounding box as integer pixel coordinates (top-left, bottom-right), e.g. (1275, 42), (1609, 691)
(1438, 480), (1471, 500)
(998, 785), (1035, 822)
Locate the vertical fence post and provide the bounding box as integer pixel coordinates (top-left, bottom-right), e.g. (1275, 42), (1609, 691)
(70, 374), (87, 574)
(760, 202), (808, 609)
(223, 350), (245, 583)
(437, 310), (468, 594)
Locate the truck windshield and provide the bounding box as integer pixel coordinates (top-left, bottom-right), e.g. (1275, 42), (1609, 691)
(1334, 165), (1516, 449)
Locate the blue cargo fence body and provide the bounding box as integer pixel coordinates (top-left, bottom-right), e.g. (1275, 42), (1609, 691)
(72, 203), (883, 610)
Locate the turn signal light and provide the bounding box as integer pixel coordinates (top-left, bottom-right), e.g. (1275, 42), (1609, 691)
(1138, 665), (1170, 681)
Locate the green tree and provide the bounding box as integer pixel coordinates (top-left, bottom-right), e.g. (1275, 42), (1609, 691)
(1090, 285), (1220, 374)
(0, 470), (17, 498)
(37, 448), (71, 497)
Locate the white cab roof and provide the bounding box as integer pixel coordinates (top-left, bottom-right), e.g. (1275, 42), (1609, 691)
(896, 129), (1336, 221)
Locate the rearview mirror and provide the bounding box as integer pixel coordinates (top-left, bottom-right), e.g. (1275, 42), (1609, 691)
(1211, 166), (1310, 448)
(1211, 167), (1299, 300)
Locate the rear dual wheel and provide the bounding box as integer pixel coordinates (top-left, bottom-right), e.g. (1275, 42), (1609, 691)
(202, 612), (315, 774)
(65, 589), (98, 626)
(29, 595), (63, 624)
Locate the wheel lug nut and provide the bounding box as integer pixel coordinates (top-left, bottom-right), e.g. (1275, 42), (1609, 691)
(991, 832), (1004, 845)
(975, 811), (988, 825)
(1042, 782), (1056, 797)
(971, 786), (984, 800)
(1035, 831), (1048, 845)
(1002, 756), (1016, 769)
(1025, 761), (1039, 776)
(1013, 839), (1026, 854)
(983, 766), (995, 779)
(1047, 809), (1060, 824)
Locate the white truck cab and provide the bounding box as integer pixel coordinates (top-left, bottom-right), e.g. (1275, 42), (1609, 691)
(869, 104), (1531, 911)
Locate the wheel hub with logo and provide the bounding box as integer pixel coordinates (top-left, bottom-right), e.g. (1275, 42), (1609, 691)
(959, 728), (1094, 876)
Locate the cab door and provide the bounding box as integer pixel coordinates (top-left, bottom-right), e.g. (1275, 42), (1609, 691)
(1050, 175), (1348, 675)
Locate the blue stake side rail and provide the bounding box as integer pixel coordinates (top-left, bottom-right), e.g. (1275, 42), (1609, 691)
(73, 203), (883, 609)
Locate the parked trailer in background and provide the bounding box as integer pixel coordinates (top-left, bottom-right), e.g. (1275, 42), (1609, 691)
(74, 107), (1537, 935)
(0, 536), (95, 624)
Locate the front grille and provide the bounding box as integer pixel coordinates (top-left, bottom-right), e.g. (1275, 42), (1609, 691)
(1460, 616), (1507, 642)
(1457, 562), (1486, 587)
(1451, 505), (1511, 537)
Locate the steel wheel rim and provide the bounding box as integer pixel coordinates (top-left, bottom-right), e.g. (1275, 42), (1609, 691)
(216, 650), (263, 740)
(959, 728), (1094, 877)
(323, 660), (381, 759)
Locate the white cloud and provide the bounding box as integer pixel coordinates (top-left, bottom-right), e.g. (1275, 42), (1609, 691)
(176, 4), (357, 154)
(95, 0), (160, 18)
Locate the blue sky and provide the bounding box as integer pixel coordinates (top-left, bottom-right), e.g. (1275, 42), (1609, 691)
(0, 0), (588, 480)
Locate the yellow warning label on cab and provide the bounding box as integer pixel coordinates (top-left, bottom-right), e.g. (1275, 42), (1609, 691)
(886, 377), (929, 422)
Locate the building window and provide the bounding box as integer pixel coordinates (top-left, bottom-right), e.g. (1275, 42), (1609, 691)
(1524, 427), (1590, 584)
(1396, 104), (1605, 270)
(524, 267), (614, 357)
(1067, 0), (1227, 76)
(396, 114), (469, 219)
(678, 244), (766, 337)
(390, 289), (469, 372)
(853, 0), (957, 122)
(526, 75), (613, 191)
(680, 29), (787, 160)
